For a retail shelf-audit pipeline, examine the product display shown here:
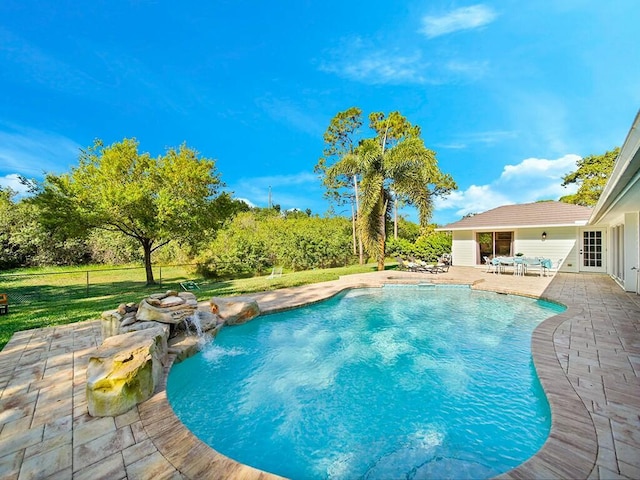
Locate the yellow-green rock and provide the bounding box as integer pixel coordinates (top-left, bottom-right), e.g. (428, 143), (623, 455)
(86, 326), (167, 417)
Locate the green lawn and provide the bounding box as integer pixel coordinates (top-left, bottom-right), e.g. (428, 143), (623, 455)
(0, 263), (387, 350)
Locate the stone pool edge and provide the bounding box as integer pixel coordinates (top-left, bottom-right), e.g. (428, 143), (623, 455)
(139, 272), (597, 480)
(495, 303), (597, 479)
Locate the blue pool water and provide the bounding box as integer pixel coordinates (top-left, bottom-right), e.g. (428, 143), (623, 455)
(167, 286), (565, 479)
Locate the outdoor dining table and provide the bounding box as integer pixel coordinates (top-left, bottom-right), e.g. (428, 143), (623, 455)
(491, 256), (552, 276)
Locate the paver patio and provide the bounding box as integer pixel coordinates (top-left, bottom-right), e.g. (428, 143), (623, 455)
(0, 268), (638, 479)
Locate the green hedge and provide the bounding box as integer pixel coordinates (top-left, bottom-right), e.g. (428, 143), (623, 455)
(386, 232), (452, 263)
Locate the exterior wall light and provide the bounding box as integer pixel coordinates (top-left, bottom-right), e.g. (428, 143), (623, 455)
(541, 231), (547, 240)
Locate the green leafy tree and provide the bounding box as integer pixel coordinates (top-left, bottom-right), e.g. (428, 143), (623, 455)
(315, 107), (365, 263)
(1, 187), (91, 268)
(0, 187), (25, 268)
(32, 138), (224, 284)
(326, 111), (456, 271)
(560, 147), (618, 206)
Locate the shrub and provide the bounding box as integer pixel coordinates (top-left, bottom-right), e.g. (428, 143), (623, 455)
(197, 212), (354, 278)
(386, 232), (452, 263)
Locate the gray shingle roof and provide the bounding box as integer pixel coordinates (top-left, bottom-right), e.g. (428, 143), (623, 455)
(439, 201), (593, 230)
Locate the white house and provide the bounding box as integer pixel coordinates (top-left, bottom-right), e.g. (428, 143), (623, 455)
(438, 110), (640, 293)
(437, 201), (594, 274)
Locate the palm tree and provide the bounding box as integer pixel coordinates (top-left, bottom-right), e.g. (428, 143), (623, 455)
(327, 114), (455, 271)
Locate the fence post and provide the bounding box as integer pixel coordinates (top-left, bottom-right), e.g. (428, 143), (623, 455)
(86, 271), (89, 296)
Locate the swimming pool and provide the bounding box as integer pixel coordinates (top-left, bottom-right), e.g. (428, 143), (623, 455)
(167, 286), (565, 479)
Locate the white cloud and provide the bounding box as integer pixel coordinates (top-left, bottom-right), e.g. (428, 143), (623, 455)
(0, 122), (80, 178)
(421, 4), (498, 38)
(436, 184), (513, 217)
(0, 174), (30, 195)
(436, 154), (580, 220)
(500, 154), (579, 180)
(234, 197), (256, 208)
(319, 46), (430, 85)
(319, 44), (488, 86)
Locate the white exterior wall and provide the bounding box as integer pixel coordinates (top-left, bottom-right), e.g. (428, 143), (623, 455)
(513, 227), (581, 272)
(449, 226), (581, 271)
(591, 210), (638, 292)
(623, 212), (639, 292)
(451, 230), (475, 266)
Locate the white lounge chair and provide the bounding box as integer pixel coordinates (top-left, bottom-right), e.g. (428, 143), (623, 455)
(268, 266), (283, 279)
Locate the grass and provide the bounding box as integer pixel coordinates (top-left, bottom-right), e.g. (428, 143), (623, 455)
(0, 263), (386, 350)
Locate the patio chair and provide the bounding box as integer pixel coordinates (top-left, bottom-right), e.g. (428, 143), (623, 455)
(435, 254), (451, 273)
(513, 256), (525, 276)
(407, 260), (424, 272)
(483, 256), (495, 274)
(523, 258), (544, 277)
(268, 266), (283, 279)
(416, 259), (449, 274)
(396, 257), (409, 271)
(0, 293), (8, 315)
(401, 258), (430, 273)
(547, 258), (563, 276)
(433, 262), (450, 274)
(180, 280), (200, 291)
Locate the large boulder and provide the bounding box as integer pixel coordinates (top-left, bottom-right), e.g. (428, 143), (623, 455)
(86, 326), (168, 417)
(210, 296), (261, 325)
(136, 297), (196, 325)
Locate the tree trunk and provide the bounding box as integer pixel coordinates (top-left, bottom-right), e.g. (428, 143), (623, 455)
(142, 239), (156, 285)
(351, 202), (357, 255)
(394, 197), (398, 240)
(377, 196), (386, 271)
(353, 175), (364, 265)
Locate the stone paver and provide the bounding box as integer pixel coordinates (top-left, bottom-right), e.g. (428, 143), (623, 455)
(0, 268), (638, 479)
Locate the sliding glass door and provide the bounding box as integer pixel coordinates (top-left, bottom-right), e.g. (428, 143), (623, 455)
(476, 232), (513, 264)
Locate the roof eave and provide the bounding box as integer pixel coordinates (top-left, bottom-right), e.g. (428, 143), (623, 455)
(436, 221), (589, 231)
(589, 110), (640, 225)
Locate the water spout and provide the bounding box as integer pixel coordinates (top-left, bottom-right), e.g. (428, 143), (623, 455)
(183, 311), (211, 347)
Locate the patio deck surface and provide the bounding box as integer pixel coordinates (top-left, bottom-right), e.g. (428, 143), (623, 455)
(0, 268), (638, 479)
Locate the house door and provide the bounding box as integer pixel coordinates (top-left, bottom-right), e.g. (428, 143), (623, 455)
(579, 228), (606, 273)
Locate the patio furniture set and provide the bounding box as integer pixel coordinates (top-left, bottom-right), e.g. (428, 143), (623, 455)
(484, 256), (558, 276)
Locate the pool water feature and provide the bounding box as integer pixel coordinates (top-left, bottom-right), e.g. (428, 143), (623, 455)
(167, 286), (565, 479)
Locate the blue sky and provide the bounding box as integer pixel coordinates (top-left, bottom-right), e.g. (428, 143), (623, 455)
(1, 1), (638, 225)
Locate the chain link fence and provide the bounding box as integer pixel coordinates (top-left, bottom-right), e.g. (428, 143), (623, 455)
(0, 264), (201, 307)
